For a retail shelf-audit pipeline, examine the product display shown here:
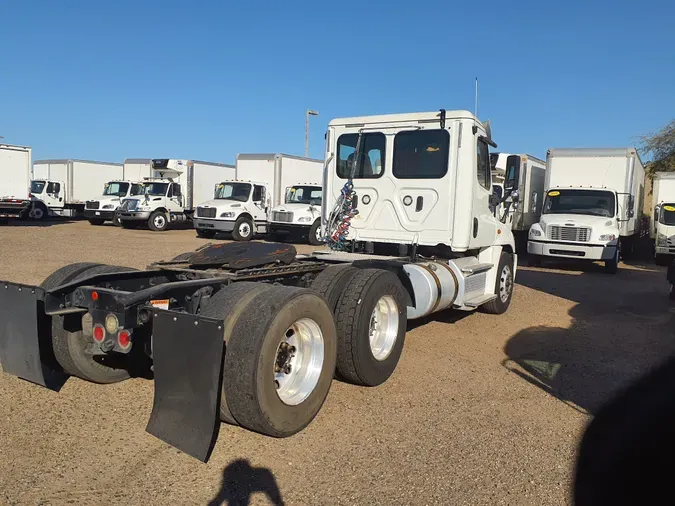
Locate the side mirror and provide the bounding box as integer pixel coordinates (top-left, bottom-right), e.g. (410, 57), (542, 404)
(511, 190), (520, 203)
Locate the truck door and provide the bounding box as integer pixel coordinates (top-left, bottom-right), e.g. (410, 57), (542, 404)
(44, 181), (64, 209)
(469, 138), (498, 248)
(252, 184), (268, 222)
(167, 183), (183, 212)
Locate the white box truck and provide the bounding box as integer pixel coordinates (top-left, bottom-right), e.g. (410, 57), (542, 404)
(0, 143), (32, 220)
(29, 159), (124, 220)
(117, 159), (235, 231)
(490, 153), (546, 252)
(0, 110), (518, 462)
(650, 172), (675, 265)
(84, 159), (154, 226)
(527, 148), (646, 273)
(193, 154), (323, 241)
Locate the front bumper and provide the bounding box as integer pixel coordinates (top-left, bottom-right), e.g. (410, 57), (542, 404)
(118, 211), (151, 221)
(84, 210), (115, 220)
(269, 222), (311, 234)
(194, 218), (235, 232)
(527, 239), (617, 260)
(656, 245), (675, 255)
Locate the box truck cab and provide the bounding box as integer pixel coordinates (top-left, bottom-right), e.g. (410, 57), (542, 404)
(527, 148), (645, 273)
(193, 180), (270, 241)
(117, 159), (235, 231)
(268, 184), (323, 245)
(651, 172), (675, 265)
(84, 180), (145, 226)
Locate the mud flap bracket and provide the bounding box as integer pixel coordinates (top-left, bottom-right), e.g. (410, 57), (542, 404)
(0, 282), (67, 390)
(145, 309), (225, 462)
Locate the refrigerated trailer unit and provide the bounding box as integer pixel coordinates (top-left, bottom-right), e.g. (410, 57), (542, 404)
(30, 159), (124, 220)
(117, 159), (235, 231)
(0, 143), (32, 220)
(650, 172), (675, 265)
(528, 148), (646, 272)
(83, 159), (154, 226)
(0, 109), (517, 462)
(193, 154), (323, 241)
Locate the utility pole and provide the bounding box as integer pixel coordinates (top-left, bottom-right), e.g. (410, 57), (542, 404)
(305, 110), (319, 157)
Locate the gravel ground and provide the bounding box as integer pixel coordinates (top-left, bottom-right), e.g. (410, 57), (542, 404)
(0, 219), (673, 506)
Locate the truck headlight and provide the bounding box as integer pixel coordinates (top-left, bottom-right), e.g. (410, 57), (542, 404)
(658, 233), (667, 246)
(102, 204), (115, 210)
(599, 234), (616, 242)
(297, 217), (311, 223)
(220, 212), (235, 218)
(529, 228), (542, 237)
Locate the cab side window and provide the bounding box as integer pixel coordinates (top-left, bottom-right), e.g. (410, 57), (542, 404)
(477, 140), (491, 190)
(47, 182), (60, 194)
(253, 185), (264, 202)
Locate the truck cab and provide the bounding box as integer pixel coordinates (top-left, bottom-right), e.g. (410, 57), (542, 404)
(117, 176), (185, 231)
(268, 184), (323, 245)
(28, 179), (63, 219)
(654, 203), (675, 264)
(193, 180), (270, 241)
(84, 180), (144, 226)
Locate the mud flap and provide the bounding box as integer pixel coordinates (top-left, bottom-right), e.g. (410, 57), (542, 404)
(0, 283), (67, 390)
(145, 310), (225, 462)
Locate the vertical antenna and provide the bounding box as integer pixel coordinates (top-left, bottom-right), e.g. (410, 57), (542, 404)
(472, 77), (479, 134)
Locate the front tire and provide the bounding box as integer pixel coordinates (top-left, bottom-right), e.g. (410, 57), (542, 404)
(605, 247), (619, 274)
(30, 202), (48, 221)
(655, 254), (671, 266)
(308, 220), (323, 246)
(112, 212), (122, 227)
(481, 252), (515, 315)
(334, 269), (407, 387)
(232, 216), (254, 241)
(148, 211), (169, 231)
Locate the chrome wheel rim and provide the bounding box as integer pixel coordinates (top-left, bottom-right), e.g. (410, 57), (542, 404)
(154, 215), (166, 228)
(369, 295), (399, 361)
(274, 318), (324, 406)
(239, 222), (251, 237)
(315, 225), (322, 242)
(499, 264), (513, 302)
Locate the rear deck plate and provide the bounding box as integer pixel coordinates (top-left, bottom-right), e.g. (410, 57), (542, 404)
(189, 241), (297, 269)
(145, 310), (225, 462)
(0, 282), (67, 390)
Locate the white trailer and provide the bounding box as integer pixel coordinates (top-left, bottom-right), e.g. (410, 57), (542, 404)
(83, 160), (154, 226)
(528, 148), (646, 273)
(0, 144), (32, 220)
(193, 154), (323, 241)
(117, 159), (235, 231)
(490, 153), (546, 251)
(29, 159), (124, 220)
(650, 172), (675, 265)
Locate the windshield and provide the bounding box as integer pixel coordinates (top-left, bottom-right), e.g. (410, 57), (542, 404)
(142, 182), (169, 196)
(30, 181), (45, 194)
(543, 189), (616, 218)
(103, 182), (129, 197)
(285, 186), (322, 205)
(130, 183), (144, 196)
(660, 204), (675, 226)
(215, 182), (251, 202)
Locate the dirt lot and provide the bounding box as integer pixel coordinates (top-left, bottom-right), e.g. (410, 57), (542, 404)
(0, 220), (673, 505)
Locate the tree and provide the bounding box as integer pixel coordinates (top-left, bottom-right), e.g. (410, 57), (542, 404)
(640, 119), (675, 177)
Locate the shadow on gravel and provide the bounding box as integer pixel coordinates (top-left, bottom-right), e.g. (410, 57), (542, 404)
(208, 459), (284, 506)
(505, 267), (675, 414)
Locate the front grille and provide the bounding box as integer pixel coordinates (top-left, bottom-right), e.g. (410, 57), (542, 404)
(86, 201), (100, 210)
(548, 225), (591, 242)
(550, 249), (586, 257)
(197, 207), (216, 218)
(272, 211), (294, 223)
(119, 199), (139, 211)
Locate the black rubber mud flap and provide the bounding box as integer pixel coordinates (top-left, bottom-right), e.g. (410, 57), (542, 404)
(0, 282), (68, 390)
(145, 310), (225, 462)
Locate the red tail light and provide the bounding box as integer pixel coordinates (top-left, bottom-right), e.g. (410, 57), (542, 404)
(118, 330), (131, 349)
(93, 325), (105, 342)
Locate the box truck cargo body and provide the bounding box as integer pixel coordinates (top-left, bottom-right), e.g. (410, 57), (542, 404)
(528, 148), (645, 273)
(84, 159), (154, 225)
(650, 172), (675, 264)
(117, 159), (235, 231)
(193, 153), (323, 241)
(0, 144), (32, 219)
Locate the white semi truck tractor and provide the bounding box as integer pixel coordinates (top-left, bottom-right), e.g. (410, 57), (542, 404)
(0, 109), (516, 463)
(651, 172), (675, 265)
(84, 159), (154, 226)
(117, 159), (235, 231)
(528, 148), (645, 273)
(193, 154), (323, 241)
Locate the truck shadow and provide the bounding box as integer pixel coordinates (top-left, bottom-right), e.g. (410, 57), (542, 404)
(504, 267), (675, 414)
(208, 459), (284, 506)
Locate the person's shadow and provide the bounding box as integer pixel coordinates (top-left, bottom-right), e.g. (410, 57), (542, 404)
(208, 459), (285, 506)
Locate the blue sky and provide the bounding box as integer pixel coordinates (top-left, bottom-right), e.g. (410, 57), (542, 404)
(1, 0), (673, 164)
